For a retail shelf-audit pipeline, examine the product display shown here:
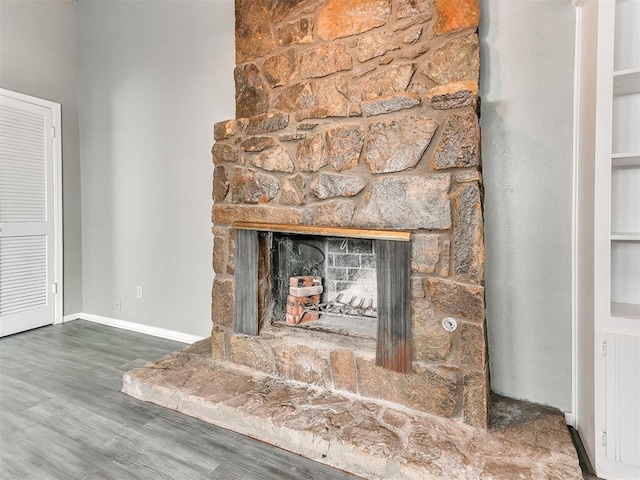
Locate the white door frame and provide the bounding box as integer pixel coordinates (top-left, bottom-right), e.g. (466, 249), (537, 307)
(0, 88), (63, 326)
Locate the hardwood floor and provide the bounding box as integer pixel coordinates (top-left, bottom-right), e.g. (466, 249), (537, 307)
(0, 320), (359, 480)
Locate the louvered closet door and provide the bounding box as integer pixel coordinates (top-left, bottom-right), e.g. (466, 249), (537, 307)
(0, 94), (55, 337)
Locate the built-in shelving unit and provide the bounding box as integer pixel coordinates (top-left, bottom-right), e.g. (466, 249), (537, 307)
(593, 1), (640, 477)
(608, 0), (640, 321)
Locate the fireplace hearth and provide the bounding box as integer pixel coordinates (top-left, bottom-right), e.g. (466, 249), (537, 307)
(211, 0), (487, 427)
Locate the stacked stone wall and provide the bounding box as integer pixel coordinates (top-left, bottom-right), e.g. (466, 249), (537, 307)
(211, 0), (488, 427)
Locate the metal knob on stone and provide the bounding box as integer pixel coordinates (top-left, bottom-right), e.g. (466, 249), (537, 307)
(442, 317), (458, 332)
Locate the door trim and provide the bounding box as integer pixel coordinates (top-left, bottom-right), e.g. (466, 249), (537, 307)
(0, 88), (63, 326)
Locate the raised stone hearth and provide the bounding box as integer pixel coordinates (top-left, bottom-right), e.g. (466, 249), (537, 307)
(122, 340), (583, 480)
(212, 0), (488, 430)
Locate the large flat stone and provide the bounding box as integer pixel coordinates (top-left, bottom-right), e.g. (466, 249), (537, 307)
(422, 33), (480, 85)
(310, 172), (366, 200)
(433, 0), (479, 35)
(365, 115), (438, 173)
(234, 63), (270, 118)
(317, 0), (392, 41)
(354, 175), (451, 230)
(235, 0), (276, 63)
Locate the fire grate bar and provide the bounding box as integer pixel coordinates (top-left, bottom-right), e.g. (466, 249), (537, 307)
(302, 293), (377, 319)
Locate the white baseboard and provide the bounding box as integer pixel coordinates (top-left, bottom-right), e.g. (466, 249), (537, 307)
(564, 411), (576, 427)
(66, 312), (206, 344)
(63, 313), (81, 323)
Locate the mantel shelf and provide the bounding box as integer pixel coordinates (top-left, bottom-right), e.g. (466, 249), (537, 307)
(613, 68), (640, 95)
(233, 222), (411, 242)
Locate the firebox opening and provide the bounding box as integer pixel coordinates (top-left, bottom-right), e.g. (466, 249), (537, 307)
(270, 233), (378, 339)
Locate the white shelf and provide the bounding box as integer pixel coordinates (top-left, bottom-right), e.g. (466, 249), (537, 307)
(612, 153), (640, 167)
(611, 302), (640, 320)
(611, 233), (640, 241)
(613, 68), (640, 95)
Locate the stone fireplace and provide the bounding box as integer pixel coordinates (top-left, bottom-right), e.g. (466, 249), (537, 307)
(211, 0), (487, 427)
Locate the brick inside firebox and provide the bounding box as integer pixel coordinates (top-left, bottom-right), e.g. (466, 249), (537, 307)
(286, 276), (321, 325)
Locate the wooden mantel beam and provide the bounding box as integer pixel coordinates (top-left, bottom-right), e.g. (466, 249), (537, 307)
(233, 222), (411, 242)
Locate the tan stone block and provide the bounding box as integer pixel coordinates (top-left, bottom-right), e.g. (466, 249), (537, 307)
(212, 143), (239, 164)
(330, 349), (357, 393)
(411, 298), (452, 362)
(365, 115), (438, 174)
(235, 0), (277, 63)
(210, 328), (227, 361)
(306, 199), (356, 227)
(211, 204), (305, 225)
(356, 358), (458, 417)
(427, 277), (484, 321)
(353, 175), (451, 230)
(481, 462), (532, 480)
(410, 277), (426, 298)
(211, 278), (234, 328)
(297, 133), (328, 172)
(212, 165), (228, 203)
(434, 0), (479, 35)
(463, 369), (489, 428)
(274, 343), (331, 387)
(427, 81), (478, 110)
(228, 335), (277, 375)
(240, 136), (276, 152)
(325, 125), (364, 172)
(411, 234), (440, 273)
(433, 110), (480, 169)
(213, 119), (236, 140)
(280, 174), (307, 206)
(453, 182), (484, 282)
(459, 320), (486, 367)
(404, 425), (471, 478)
(363, 63), (416, 101)
(317, 0), (391, 41)
(213, 235), (226, 274)
(262, 48), (299, 88)
(251, 145), (295, 173)
(277, 17), (314, 46)
(227, 229), (236, 275)
(337, 416), (400, 458)
(396, 0), (431, 19)
(273, 82), (315, 113)
(296, 103), (352, 121)
(422, 33), (480, 85)
(438, 239), (451, 277)
(229, 167), (280, 204)
(240, 112), (289, 136)
(300, 44), (353, 79)
(361, 92), (421, 117)
(234, 63), (270, 119)
(310, 172), (366, 200)
(355, 30), (398, 63)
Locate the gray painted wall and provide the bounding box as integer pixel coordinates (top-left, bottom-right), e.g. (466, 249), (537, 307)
(0, 0), (83, 315)
(77, 0), (235, 337)
(480, 0), (576, 411)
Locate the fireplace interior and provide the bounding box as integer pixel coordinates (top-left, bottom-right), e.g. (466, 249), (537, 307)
(270, 233), (378, 338)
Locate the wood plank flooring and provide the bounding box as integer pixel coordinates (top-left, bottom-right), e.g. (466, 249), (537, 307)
(0, 320), (359, 480)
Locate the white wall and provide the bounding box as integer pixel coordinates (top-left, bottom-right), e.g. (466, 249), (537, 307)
(77, 0), (235, 338)
(480, 0), (576, 411)
(0, 0), (83, 315)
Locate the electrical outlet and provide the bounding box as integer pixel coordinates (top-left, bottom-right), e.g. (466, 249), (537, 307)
(115, 299), (122, 312)
(136, 286), (143, 299)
